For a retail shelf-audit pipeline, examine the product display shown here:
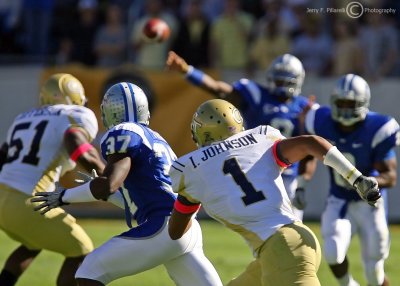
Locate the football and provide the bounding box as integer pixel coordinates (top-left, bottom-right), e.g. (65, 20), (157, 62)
(142, 18), (170, 43)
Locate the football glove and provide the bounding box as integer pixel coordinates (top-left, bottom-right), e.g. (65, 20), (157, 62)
(292, 187), (307, 210)
(353, 175), (381, 206)
(31, 182), (68, 215)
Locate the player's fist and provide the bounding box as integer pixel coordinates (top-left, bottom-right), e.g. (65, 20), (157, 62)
(353, 175), (381, 206)
(143, 18), (170, 43)
(166, 51), (189, 73)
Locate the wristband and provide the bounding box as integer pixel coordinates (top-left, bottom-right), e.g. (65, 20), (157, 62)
(70, 143), (93, 162)
(323, 146), (362, 185)
(62, 181), (96, 203)
(185, 65), (204, 86)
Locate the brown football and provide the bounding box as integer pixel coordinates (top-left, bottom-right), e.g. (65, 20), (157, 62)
(142, 18), (170, 43)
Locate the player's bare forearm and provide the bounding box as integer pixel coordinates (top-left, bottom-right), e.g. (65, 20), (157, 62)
(78, 148), (105, 175)
(279, 135), (333, 164)
(90, 153), (131, 200)
(166, 50), (237, 101)
(64, 128), (105, 174)
(168, 209), (193, 240)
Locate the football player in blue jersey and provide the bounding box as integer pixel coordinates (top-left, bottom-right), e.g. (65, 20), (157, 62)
(31, 82), (222, 286)
(299, 74), (399, 286)
(166, 51), (315, 220)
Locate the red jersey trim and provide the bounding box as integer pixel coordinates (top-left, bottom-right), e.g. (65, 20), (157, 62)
(272, 140), (291, 168)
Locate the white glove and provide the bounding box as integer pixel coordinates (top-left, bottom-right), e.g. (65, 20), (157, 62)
(75, 169), (98, 184)
(292, 187), (306, 210)
(353, 176), (381, 206)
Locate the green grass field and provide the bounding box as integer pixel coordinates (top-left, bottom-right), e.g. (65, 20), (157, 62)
(0, 219), (399, 285)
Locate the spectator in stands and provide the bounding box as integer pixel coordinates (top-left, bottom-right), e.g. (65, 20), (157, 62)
(94, 4), (127, 67)
(209, 0), (254, 70)
(240, 0), (264, 19)
(54, 36), (73, 65)
(359, 12), (399, 80)
(331, 19), (364, 76)
(22, 0), (54, 59)
(111, 0), (135, 24)
(172, 0), (211, 68)
(0, 0), (22, 54)
(180, 0), (224, 22)
(291, 14), (332, 76)
(249, 18), (291, 71)
(130, 0), (178, 69)
(64, 0), (99, 66)
(256, 0), (306, 40)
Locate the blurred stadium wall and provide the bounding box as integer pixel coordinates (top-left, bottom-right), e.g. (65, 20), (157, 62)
(0, 66), (399, 222)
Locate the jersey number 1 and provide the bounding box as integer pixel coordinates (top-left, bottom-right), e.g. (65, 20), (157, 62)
(223, 158), (266, 206)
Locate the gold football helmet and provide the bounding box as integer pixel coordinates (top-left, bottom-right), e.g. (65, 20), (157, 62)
(191, 99), (244, 147)
(40, 73), (87, 106)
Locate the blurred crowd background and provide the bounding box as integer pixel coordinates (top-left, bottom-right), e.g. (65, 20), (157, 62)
(0, 0), (399, 80)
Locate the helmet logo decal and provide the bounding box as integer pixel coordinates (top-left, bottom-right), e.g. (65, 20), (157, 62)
(232, 108), (243, 124)
(66, 80), (83, 94)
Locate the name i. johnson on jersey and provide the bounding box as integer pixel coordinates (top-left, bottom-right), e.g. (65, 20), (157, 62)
(189, 133), (258, 167)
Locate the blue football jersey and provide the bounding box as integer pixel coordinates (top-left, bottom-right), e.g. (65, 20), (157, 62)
(100, 122), (177, 225)
(232, 78), (310, 177)
(305, 106), (400, 201)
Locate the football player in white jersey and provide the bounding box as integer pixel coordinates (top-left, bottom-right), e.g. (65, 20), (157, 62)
(0, 73), (105, 286)
(298, 74), (398, 286)
(166, 51), (316, 220)
(32, 82), (222, 286)
(167, 99), (382, 286)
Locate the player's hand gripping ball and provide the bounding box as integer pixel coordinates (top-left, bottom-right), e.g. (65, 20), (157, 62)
(142, 18), (170, 43)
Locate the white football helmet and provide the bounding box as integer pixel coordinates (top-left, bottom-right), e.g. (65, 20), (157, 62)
(266, 54), (305, 99)
(331, 74), (370, 126)
(101, 82), (150, 129)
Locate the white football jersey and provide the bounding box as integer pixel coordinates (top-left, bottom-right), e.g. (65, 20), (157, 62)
(171, 126), (298, 254)
(0, 104), (98, 195)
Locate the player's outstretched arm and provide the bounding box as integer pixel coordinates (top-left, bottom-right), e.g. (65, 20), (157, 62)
(276, 135), (381, 206)
(64, 127), (105, 175)
(166, 51), (241, 105)
(32, 153), (131, 214)
(169, 195), (201, 240)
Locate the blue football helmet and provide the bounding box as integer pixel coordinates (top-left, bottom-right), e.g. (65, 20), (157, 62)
(101, 82), (150, 129)
(331, 74), (370, 126)
(266, 54), (305, 99)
